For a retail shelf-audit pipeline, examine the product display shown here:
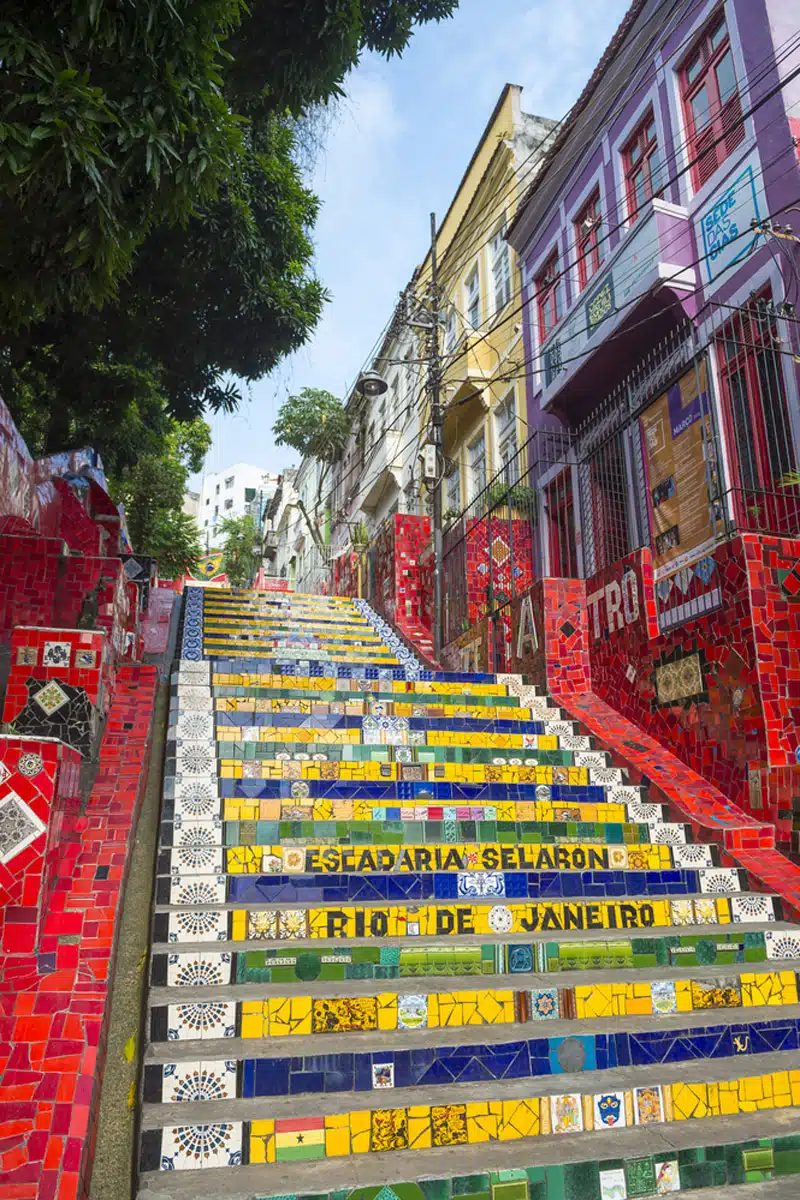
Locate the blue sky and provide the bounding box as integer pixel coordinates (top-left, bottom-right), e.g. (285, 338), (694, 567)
(192, 0), (630, 485)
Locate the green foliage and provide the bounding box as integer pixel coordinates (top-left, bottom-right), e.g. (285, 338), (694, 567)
(351, 519), (369, 546)
(0, 0), (458, 497)
(0, 0), (245, 327)
(0, 0), (457, 327)
(219, 512), (263, 586)
(108, 413), (211, 577)
(487, 480), (538, 516)
(273, 388), (351, 464)
(0, 116), (326, 441)
(145, 510), (204, 581)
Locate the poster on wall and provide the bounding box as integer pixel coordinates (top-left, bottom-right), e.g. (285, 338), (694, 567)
(639, 360), (723, 578)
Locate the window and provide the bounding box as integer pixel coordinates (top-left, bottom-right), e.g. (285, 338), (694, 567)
(204, 519), (208, 528)
(444, 306), (457, 353)
(215, 484), (220, 495)
(205, 497), (210, 506)
(536, 250), (559, 342)
(245, 487), (256, 503)
(490, 224), (512, 313)
(494, 393), (518, 483)
(716, 293), (800, 534)
(623, 109), (663, 221)
(445, 466), (461, 516)
(574, 190), (601, 290)
(468, 431), (487, 500)
(465, 267), (481, 328)
(680, 12), (744, 190)
(214, 505), (219, 516)
(225, 476), (234, 489)
(224, 498), (233, 510)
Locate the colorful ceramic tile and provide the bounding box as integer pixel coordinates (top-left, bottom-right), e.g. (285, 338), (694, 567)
(599, 1168), (628, 1200)
(550, 1093), (583, 1134)
(650, 980), (677, 1015)
(42, 639), (72, 667)
(0, 790), (47, 864)
(530, 988), (560, 1019)
(633, 1084), (664, 1125)
(594, 1091), (626, 1129)
(160, 1122), (242, 1169)
(397, 994), (428, 1029)
(372, 1062), (395, 1089)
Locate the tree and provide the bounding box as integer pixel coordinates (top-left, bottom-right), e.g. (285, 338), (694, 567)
(1, 117), (326, 450)
(219, 513), (263, 587)
(109, 413), (211, 577)
(144, 510), (204, 581)
(0, 1), (245, 329)
(1, 1), (457, 328)
(273, 387), (350, 545)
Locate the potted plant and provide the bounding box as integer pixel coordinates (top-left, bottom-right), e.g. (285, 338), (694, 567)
(351, 520), (369, 549)
(487, 480), (538, 519)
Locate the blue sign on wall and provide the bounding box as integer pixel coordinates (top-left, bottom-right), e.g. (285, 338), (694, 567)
(695, 148), (766, 292)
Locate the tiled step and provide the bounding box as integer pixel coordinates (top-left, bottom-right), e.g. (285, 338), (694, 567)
(151, 926), (800, 988)
(146, 967), (800, 1044)
(141, 597), (800, 1200)
(135, 1110), (800, 1197)
(220, 816), (687, 847)
(152, 891), (782, 946)
(138, 1051), (800, 1174)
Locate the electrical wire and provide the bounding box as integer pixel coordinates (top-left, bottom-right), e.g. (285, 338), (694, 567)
(290, 25), (800, 553)
(425, 19), (800, 301)
(434, 80), (800, 396)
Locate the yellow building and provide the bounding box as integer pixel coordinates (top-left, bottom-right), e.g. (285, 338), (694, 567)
(416, 85), (556, 523)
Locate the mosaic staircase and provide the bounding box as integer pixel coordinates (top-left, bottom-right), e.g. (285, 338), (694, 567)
(137, 588), (800, 1199)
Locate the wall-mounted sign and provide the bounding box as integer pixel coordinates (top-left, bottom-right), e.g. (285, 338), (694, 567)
(694, 148), (767, 294)
(585, 276), (615, 337)
(639, 361), (723, 577)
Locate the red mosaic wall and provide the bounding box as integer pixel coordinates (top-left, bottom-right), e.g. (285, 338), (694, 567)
(0, 537), (66, 639)
(504, 536), (800, 845)
(0, 664), (158, 1200)
(3, 629), (108, 722)
(0, 737), (81, 918)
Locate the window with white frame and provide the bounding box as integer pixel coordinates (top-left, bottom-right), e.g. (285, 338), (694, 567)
(490, 224), (512, 313)
(468, 430), (487, 500)
(465, 267), (481, 328)
(444, 306), (457, 353)
(494, 392), (519, 483)
(446, 464), (461, 516)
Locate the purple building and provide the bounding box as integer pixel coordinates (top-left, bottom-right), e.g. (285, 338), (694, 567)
(507, 0), (800, 590)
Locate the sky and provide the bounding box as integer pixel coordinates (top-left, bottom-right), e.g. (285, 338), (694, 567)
(191, 0), (631, 488)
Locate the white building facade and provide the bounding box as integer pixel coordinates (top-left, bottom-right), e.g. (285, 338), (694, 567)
(198, 463), (280, 550)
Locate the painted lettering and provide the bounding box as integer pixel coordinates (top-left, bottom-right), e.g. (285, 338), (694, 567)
(587, 588), (604, 639)
(436, 909), (455, 934)
(326, 910), (348, 938)
(622, 568), (640, 624)
(605, 580), (623, 633)
(516, 594), (539, 658)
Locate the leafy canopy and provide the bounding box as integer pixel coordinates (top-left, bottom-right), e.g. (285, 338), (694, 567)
(0, 0), (457, 326)
(219, 512), (263, 587)
(273, 388), (351, 464)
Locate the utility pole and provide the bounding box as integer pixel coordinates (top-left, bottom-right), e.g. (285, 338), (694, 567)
(426, 212), (445, 659)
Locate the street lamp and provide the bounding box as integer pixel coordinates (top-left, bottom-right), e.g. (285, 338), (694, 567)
(356, 369), (388, 398)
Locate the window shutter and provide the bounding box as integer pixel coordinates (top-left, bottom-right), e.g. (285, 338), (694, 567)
(722, 91), (745, 156)
(695, 125), (718, 187)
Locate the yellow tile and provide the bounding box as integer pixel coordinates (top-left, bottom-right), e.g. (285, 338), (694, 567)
(407, 1107), (433, 1149)
(350, 1109), (372, 1155)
